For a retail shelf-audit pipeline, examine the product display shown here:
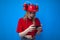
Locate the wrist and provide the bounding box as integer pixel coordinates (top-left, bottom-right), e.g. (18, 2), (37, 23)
(25, 28), (30, 33)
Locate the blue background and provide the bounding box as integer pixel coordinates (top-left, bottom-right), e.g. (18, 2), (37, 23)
(0, 0), (60, 40)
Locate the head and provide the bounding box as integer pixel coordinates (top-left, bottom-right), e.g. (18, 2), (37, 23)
(23, 3), (38, 20)
(23, 3), (38, 24)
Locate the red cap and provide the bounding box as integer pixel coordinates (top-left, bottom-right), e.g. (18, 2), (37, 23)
(23, 4), (38, 12)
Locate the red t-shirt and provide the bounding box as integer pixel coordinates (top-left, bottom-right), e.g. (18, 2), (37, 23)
(16, 18), (41, 37)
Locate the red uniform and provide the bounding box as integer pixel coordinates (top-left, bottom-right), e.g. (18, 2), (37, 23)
(16, 18), (41, 37)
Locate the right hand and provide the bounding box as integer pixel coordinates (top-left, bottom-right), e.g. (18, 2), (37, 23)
(27, 24), (36, 32)
(25, 35), (33, 39)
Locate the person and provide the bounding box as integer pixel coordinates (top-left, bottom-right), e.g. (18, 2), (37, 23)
(16, 3), (42, 40)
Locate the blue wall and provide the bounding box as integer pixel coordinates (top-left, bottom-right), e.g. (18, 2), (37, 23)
(0, 0), (60, 40)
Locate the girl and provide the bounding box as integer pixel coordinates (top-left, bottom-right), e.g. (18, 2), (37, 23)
(16, 3), (42, 40)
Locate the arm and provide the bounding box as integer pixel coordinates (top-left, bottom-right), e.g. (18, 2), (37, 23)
(19, 28), (30, 37)
(19, 24), (35, 37)
(36, 18), (42, 35)
(36, 27), (42, 35)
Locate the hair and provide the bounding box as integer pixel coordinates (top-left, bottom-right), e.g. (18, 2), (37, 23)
(23, 11), (35, 25)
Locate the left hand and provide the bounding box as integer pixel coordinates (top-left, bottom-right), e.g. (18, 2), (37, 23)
(37, 27), (42, 32)
(37, 27), (42, 34)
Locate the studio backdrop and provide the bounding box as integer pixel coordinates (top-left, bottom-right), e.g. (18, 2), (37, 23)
(0, 0), (60, 40)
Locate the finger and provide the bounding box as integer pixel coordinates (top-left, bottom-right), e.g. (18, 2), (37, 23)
(38, 27), (42, 28)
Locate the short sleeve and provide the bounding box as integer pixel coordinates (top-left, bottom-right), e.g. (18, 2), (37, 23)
(36, 18), (43, 32)
(36, 18), (41, 27)
(16, 18), (23, 33)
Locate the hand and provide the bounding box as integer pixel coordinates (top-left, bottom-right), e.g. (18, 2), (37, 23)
(25, 35), (32, 39)
(27, 24), (36, 32)
(37, 27), (42, 32)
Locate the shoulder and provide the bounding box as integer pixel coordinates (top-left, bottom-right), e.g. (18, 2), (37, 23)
(19, 18), (23, 21)
(18, 18), (24, 22)
(35, 18), (40, 21)
(35, 18), (40, 22)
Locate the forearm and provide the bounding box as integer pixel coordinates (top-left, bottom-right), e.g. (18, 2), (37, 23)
(36, 30), (41, 35)
(36, 27), (42, 35)
(19, 24), (36, 37)
(19, 28), (29, 37)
